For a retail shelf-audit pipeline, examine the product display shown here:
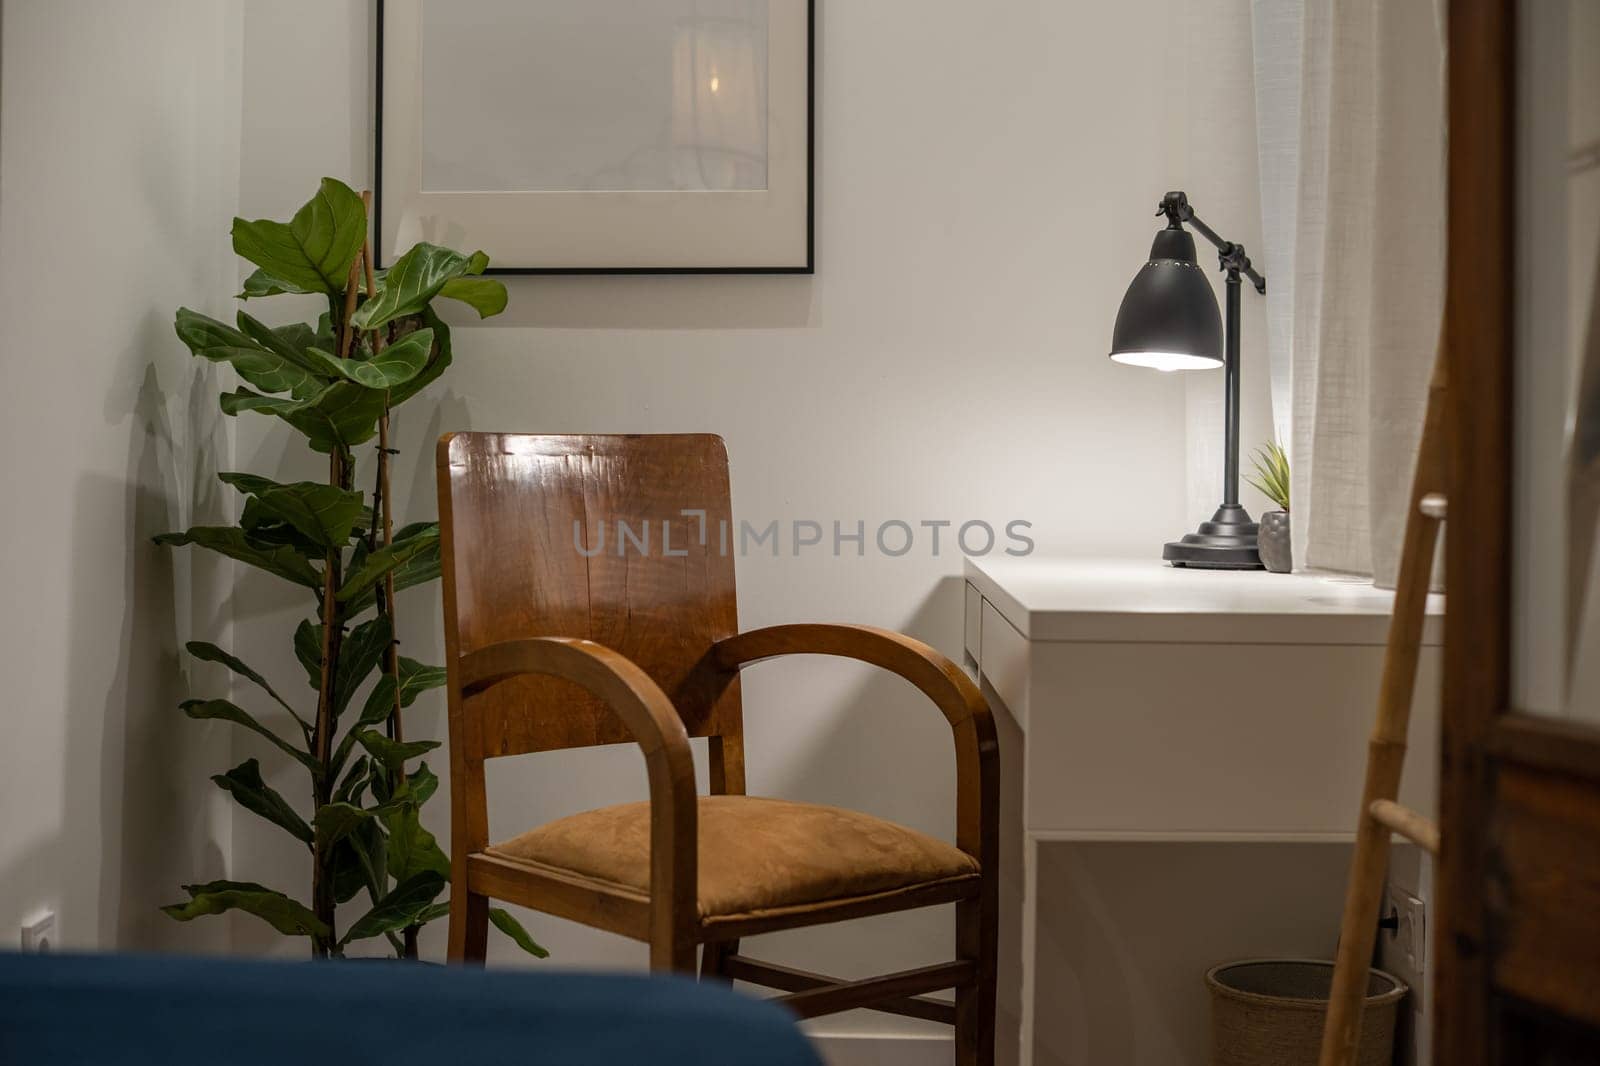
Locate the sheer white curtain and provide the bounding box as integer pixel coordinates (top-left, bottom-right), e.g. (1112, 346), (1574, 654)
(1250, 0), (1446, 587)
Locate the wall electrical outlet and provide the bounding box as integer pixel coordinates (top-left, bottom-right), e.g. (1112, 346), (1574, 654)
(1385, 886), (1426, 975)
(21, 910), (57, 952)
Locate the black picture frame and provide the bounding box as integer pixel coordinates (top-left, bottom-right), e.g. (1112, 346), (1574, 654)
(373, 0), (815, 276)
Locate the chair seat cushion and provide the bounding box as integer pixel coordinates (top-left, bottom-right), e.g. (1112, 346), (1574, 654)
(486, 796), (979, 924)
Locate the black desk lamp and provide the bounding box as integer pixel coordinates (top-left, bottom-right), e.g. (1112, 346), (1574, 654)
(1110, 190), (1268, 569)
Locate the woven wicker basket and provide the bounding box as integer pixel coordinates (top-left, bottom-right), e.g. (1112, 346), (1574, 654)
(1205, 959), (1407, 1066)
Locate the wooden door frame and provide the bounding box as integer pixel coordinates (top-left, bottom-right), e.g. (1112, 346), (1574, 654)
(1437, 0), (1600, 1060)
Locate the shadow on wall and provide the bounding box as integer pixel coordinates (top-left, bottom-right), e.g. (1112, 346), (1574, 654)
(30, 357), (231, 952)
(401, 390), (473, 523)
(115, 360), (232, 950)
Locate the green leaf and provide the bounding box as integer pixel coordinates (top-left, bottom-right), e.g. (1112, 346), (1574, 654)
(386, 819), (450, 888)
(313, 801), (379, 851)
(393, 522), (443, 594)
(328, 834), (374, 905)
(237, 499), (324, 559)
(343, 524), (443, 620)
(464, 250), (490, 275)
(268, 320), (323, 357)
(340, 871), (447, 946)
(235, 515), (333, 559)
(220, 379), (387, 453)
(325, 616), (397, 778)
(217, 471), (275, 497)
(220, 473), (364, 549)
(213, 759), (312, 844)
(353, 675), (399, 732)
(489, 908), (550, 958)
(181, 698), (318, 774)
(398, 659), (448, 698)
(234, 313), (334, 387)
(162, 880), (327, 938)
(237, 268), (314, 299)
(336, 528), (440, 607)
(342, 816), (389, 905)
(406, 761), (440, 806)
(355, 658), (447, 729)
(234, 312), (324, 367)
(437, 277), (508, 318)
(294, 618), (323, 690)
(388, 309), (453, 407)
(350, 242), (475, 331)
(415, 902), (452, 926)
(315, 311), (337, 348)
(184, 641), (308, 734)
(354, 728), (440, 772)
(174, 308), (321, 397)
(368, 761), (393, 805)
(231, 177), (366, 295)
(393, 521), (437, 541)
(303, 328), (434, 390)
(336, 755), (372, 803)
(335, 616), (392, 720)
(218, 389), (287, 416)
(384, 791), (450, 884)
(154, 526), (321, 589)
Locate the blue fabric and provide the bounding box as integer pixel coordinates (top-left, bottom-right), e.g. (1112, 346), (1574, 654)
(0, 952), (822, 1065)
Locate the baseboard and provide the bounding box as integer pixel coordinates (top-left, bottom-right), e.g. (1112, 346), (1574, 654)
(807, 1032), (955, 1066)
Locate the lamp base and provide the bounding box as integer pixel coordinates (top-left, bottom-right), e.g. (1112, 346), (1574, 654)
(1163, 503), (1264, 570)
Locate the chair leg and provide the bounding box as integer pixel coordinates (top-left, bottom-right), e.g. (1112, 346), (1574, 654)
(448, 887), (489, 964)
(701, 938), (738, 983)
(955, 898), (997, 1066)
(650, 933), (697, 973)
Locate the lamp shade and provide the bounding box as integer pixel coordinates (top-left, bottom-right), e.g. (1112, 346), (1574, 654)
(1109, 226), (1223, 371)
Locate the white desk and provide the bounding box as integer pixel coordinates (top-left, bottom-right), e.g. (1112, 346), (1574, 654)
(963, 557), (1443, 1066)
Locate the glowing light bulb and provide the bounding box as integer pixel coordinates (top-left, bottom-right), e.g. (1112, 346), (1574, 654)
(709, 75), (720, 93)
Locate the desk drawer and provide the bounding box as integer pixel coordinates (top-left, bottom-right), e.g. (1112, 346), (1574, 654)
(979, 597), (1030, 732)
(964, 581), (982, 662)
(1023, 640), (1441, 835)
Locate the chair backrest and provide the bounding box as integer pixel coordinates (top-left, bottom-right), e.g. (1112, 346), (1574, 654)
(437, 433), (745, 761)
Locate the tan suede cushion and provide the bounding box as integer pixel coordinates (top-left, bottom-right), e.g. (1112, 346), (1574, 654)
(487, 796), (979, 923)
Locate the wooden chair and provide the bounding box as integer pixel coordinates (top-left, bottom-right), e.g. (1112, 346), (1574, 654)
(1317, 354), (1447, 1066)
(436, 432), (1000, 1064)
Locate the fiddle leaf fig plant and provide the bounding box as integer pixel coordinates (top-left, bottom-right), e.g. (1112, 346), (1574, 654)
(157, 177), (544, 960)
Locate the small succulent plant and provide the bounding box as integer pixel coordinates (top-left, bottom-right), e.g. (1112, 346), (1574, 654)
(1247, 440), (1291, 513)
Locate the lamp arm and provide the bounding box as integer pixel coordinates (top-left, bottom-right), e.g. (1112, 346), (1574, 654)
(1159, 191), (1267, 294)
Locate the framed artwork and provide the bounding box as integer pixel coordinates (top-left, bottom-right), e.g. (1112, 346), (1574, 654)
(375, 0), (813, 274)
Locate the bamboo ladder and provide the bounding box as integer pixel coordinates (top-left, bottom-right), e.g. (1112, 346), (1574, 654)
(1316, 352), (1449, 1066)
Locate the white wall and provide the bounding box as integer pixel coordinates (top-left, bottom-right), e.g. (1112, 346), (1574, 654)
(0, 0), (1275, 1040)
(223, 0), (1271, 1043)
(0, 0), (1272, 1049)
(0, 0), (244, 951)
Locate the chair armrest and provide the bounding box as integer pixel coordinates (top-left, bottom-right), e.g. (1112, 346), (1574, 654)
(714, 624), (987, 727)
(712, 624), (998, 865)
(461, 638), (692, 761)
(458, 638), (697, 966)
